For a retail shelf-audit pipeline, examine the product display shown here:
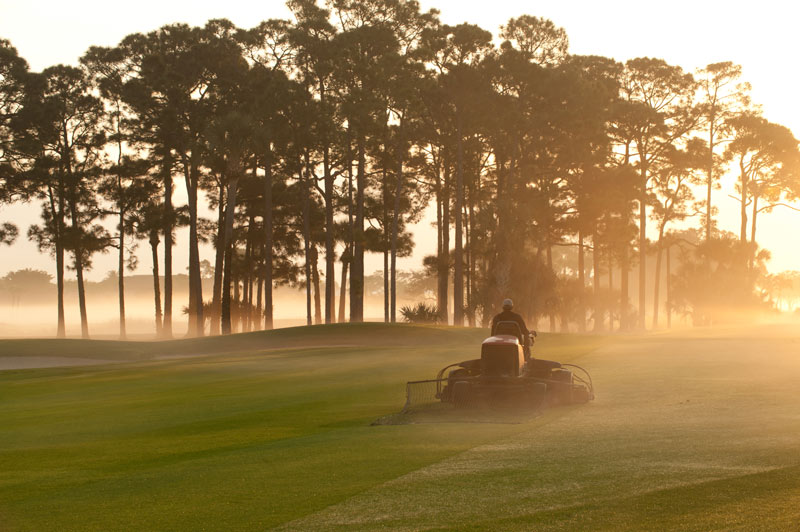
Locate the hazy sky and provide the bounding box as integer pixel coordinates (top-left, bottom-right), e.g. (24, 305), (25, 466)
(1, 0), (800, 281)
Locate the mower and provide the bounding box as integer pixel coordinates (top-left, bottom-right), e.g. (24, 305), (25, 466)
(403, 321), (594, 412)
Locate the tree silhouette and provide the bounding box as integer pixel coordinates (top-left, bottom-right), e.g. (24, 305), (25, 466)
(695, 61), (751, 241)
(619, 57), (697, 329)
(0, 4), (798, 335)
(725, 113), (800, 248)
(0, 40), (30, 250)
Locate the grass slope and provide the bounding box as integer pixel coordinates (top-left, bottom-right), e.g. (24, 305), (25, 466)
(0, 323), (494, 362)
(2, 324), (800, 531)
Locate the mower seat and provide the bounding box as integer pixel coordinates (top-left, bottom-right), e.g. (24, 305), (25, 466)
(493, 321), (524, 343)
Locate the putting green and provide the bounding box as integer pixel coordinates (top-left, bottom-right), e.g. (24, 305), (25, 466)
(2, 323), (799, 531)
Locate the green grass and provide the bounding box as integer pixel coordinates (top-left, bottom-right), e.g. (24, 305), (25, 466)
(2, 323), (800, 531)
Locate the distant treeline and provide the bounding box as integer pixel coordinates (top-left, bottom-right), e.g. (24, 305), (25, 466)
(1, 0), (799, 338)
(0, 267), (437, 333)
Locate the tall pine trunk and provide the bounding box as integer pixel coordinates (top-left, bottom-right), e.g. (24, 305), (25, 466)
(652, 226), (666, 329)
(243, 212), (255, 332)
(467, 199), (476, 328)
(438, 164), (450, 324)
(620, 247), (630, 331)
(320, 80), (335, 324)
(547, 242), (556, 332)
(453, 116), (464, 326)
(435, 164), (443, 315)
(256, 276), (263, 331)
(233, 274), (240, 333)
(706, 111), (716, 241)
(749, 196), (758, 271)
(311, 246), (322, 325)
(492, 147), (510, 316)
(75, 253), (89, 339)
(220, 158), (240, 335)
(118, 207), (126, 339)
(383, 247), (389, 323)
(350, 136), (365, 322)
(463, 199), (470, 325)
(263, 157), (274, 330)
(68, 197), (89, 339)
(592, 230), (603, 332)
(302, 163), (312, 327)
(163, 166), (173, 338)
(390, 143), (404, 323)
(211, 180), (225, 335)
(382, 160), (389, 323)
(150, 231), (162, 336)
(341, 148), (354, 324)
(338, 247), (350, 323)
(607, 255), (614, 331)
(577, 230), (586, 333)
(115, 119), (127, 339)
(323, 145), (335, 324)
(185, 159), (203, 337)
(666, 244), (672, 329)
(55, 237), (65, 337)
(739, 160), (748, 244)
(330, 262), (336, 324)
(49, 185), (66, 338)
(638, 163), (648, 330)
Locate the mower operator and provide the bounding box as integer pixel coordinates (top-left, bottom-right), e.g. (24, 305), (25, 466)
(491, 299), (532, 358)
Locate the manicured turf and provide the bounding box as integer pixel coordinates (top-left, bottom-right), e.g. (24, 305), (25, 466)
(2, 323), (799, 531)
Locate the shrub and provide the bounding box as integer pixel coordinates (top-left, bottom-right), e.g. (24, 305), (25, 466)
(400, 302), (440, 324)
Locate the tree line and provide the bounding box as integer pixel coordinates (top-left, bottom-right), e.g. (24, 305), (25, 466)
(1, 0), (798, 338)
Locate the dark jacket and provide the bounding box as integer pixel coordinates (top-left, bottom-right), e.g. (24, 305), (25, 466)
(491, 310), (530, 342)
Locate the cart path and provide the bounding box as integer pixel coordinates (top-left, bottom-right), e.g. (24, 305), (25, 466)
(275, 331), (800, 531)
(0, 356), (117, 371)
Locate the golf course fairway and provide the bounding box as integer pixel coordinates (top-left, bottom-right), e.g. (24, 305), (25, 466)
(2, 323), (800, 531)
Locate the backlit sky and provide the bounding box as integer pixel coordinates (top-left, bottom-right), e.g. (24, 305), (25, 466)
(1, 0), (800, 280)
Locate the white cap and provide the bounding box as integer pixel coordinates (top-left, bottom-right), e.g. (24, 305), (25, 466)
(502, 298), (513, 310)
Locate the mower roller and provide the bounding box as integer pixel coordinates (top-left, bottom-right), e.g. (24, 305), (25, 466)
(403, 322), (594, 413)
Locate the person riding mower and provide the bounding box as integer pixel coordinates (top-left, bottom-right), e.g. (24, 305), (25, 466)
(402, 298), (594, 412)
(491, 298), (532, 360)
